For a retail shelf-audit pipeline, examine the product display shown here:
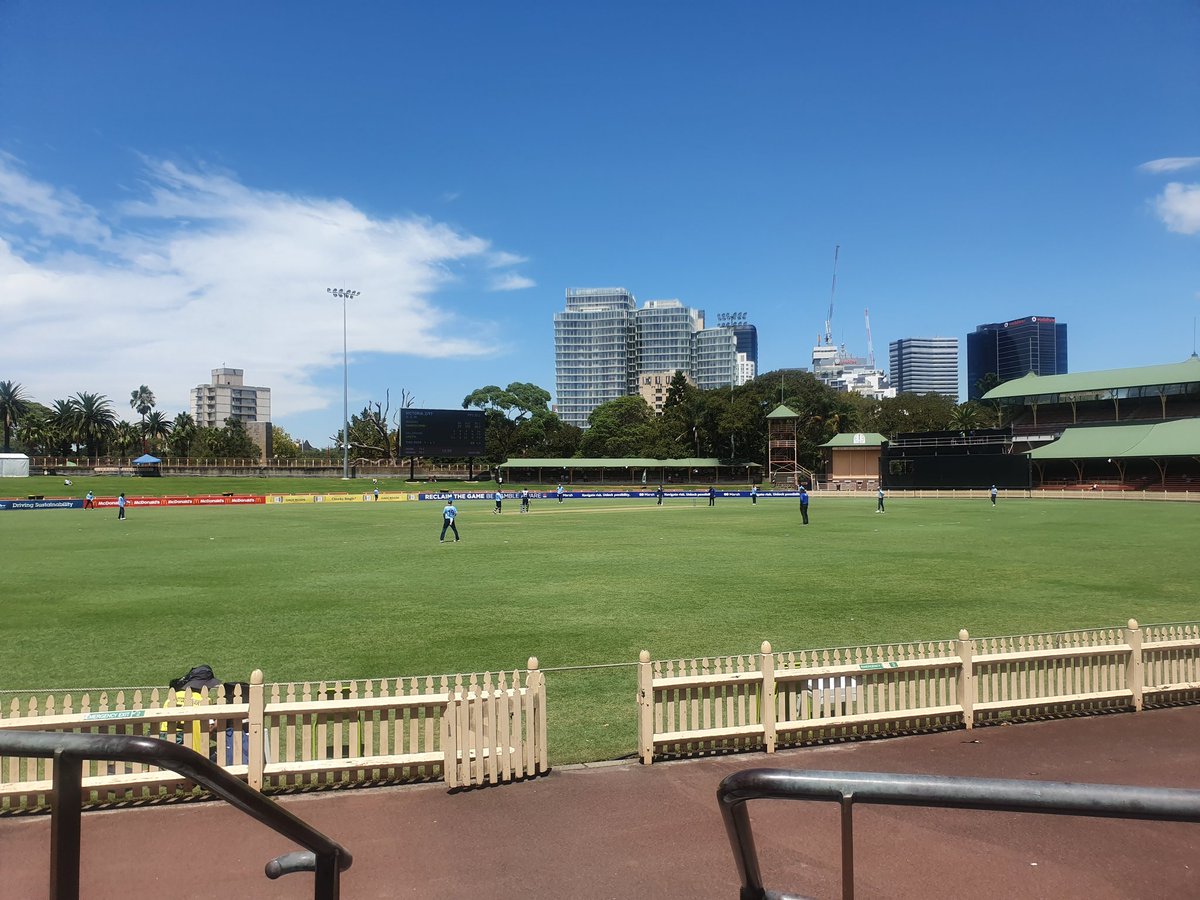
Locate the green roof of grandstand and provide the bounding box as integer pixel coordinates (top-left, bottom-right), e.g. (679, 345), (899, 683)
(1028, 419), (1200, 460)
(983, 356), (1200, 401)
(499, 457), (760, 468)
(766, 404), (800, 419)
(819, 432), (888, 448)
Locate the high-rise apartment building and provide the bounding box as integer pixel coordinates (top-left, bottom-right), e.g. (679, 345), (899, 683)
(553, 288), (637, 428)
(967, 316), (1068, 400)
(554, 289), (746, 427)
(694, 327), (737, 390)
(190, 368), (271, 427)
(635, 300), (701, 376)
(889, 337), (959, 401)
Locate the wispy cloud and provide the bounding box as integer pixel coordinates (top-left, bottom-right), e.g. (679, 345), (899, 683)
(1152, 182), (1200, 235)
(1138, 157), (1200, 174)
(490, 272), (536, 291)
(0, 156), (533, 418)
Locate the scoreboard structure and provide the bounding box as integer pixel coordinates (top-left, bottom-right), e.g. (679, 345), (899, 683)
(400, 408), (486, 457)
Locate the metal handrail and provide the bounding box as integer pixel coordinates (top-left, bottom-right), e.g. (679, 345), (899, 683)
(718, 768), (1200, 900)
(0, 731), (352, 900)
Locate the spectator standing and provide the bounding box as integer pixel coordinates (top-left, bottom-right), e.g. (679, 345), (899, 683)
(440, 499), (460, 542)
(800, 486), (809, 524)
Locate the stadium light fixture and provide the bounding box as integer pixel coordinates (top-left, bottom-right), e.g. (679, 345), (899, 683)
(327, 287), (361, 479)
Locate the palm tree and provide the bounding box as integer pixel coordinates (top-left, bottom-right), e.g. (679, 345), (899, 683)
(142, 410), (172, 452)
(15, 410), (53, 455)
(948, 402), (984, 432)
(48, 399), (79, 454)
(111, 421), (141, 457)
(0, 380), (30, 452)
(169, 412), (196, 457)
(130, 385), (156, 452)
(71, 392), (117, 458)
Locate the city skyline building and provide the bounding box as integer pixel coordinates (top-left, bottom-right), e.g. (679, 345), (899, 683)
(554, 288), (745, 426)
(693, 326), (737, 390)
(553, 288), (637, 428)
(732, 322), (758, 386)
(190, 367), (271, 428)
(889, 337), (960, 401)
(967, 315), (1068, 401)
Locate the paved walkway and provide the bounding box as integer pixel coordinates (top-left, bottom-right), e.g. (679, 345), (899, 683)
(3, 707), (1198, 899)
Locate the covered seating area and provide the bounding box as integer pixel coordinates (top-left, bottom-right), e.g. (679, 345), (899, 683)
(1028, 419), (1200, 490)
(498, 457), (762, 485)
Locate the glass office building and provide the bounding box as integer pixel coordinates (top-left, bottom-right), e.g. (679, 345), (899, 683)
(889, 337), (959, 401)
(967, 316), (1068, 401)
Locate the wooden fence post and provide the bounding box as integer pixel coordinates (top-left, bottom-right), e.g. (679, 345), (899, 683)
(638, 650), (654, 765)
(1125, 618), (1144, 712)
(956, 630), (974, 730)
(760, 642), (776, 754)
(526, 657), (547, 775)
(248, 669), (265, 791)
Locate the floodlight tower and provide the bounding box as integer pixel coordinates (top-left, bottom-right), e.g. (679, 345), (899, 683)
(327, 287), (360, 479)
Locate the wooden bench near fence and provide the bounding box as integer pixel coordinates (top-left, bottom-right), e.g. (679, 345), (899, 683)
(0, 660), (547, 811)
(637, 620), (1200, 763)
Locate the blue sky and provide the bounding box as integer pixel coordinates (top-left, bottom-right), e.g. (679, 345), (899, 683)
(1, 1), (1197, 445)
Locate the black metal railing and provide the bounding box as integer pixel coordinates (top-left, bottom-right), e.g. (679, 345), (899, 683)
(0, 731), (352, 900)
(718, 768), (1200, 900)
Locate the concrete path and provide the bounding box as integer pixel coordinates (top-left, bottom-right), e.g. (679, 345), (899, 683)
(2, 707), (1197, 899)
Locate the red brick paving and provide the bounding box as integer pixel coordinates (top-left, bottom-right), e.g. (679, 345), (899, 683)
(2, 707), (1197, 899)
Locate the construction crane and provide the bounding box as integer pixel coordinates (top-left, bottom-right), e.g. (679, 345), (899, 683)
(824, 245), (839, 346)
(864, 308), (875, 370)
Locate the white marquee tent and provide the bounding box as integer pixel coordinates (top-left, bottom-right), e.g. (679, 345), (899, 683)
(0, 453), (31, 477)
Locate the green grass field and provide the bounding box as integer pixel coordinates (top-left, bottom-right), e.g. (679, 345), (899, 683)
(3, 475), (1198, 763)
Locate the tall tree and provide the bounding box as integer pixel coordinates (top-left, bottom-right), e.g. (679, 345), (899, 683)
(71, 392), (116, 457)
(168, 412), (196, 457)
(129, 385), (156, 452)
(219, 418), (259, 458)
(142, 410), (172, 452)
(14, 407), (53, 455)
(111, 421), (141, 456)
(0, 380), (30, 452)
(48, 399), (78, 454)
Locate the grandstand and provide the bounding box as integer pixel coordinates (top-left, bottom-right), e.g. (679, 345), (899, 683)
(984, 356), (1200, 490)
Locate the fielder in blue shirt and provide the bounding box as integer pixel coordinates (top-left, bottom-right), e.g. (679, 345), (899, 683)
(440, 501), (460, 542)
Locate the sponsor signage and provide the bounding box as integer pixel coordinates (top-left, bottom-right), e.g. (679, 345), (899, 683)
(0, 498), (84, 511)
(416, 490), (775, 501)
(271, 495), (316, 504)
(91, 496), (267, 509)
(318, 494), (362, 503)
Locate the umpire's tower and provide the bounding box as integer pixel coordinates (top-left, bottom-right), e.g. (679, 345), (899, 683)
(767, 404), (801, 486)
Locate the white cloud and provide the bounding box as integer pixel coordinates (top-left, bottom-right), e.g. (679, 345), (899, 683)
(0, 156), (531, 418)
(1139, 157), (1200, 174)
(490, 272), (536, 291)
(1153, 182), (1200, 235)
